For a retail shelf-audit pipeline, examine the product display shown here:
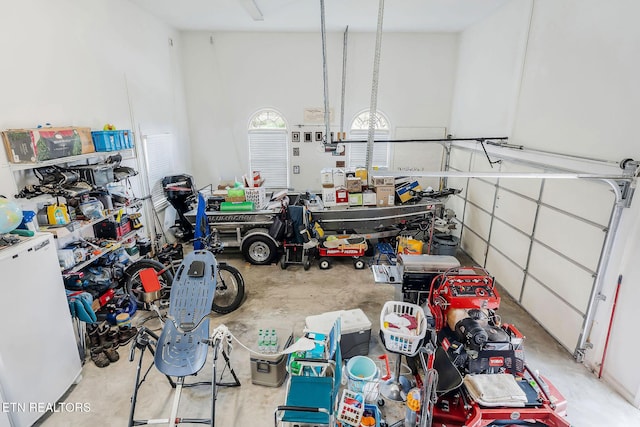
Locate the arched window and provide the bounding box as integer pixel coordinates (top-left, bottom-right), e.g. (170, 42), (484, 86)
(248, 109), (289, 189)
(348, 110), (390, 169)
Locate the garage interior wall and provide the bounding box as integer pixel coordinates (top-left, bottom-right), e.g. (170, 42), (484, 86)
(0, 0), (192, 199)
(180, 32), (457, 191)
(448, 0), (640, 407)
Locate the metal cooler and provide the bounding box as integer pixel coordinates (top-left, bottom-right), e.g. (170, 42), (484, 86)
(397, 254), (460, 303)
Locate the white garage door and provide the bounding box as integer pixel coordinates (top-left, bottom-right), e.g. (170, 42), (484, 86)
(447, 146), (615, 355)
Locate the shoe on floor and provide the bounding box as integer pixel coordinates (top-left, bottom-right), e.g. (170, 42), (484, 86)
(102, 343), (120, 363)
(87, 323), (101, 348)
(118, 325), (138, 346)
(106, 329), (120, 349)
(90, 346), (110, 368)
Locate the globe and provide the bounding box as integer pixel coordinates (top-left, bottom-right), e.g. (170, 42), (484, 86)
(0, 198), (23, 234)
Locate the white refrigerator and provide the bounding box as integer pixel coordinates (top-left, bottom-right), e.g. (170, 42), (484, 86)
(0, 234), (82, 427)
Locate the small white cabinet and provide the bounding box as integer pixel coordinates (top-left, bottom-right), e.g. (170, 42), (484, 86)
(0, 234), (82, 427)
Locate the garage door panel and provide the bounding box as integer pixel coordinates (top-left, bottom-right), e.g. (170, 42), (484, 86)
(498, 161), (543, 199)
(467, 179), (496, 213)
(489, 220), (530, 267)
(528, 243), (593, 314)
(461, 228), (487, 265)
(449, 149), (472, 172)
(470, 154), (498, 184)
(446, 195), (466, 225)
(447, 177), (468, 198)
(535, 206), (605, 270)
(463, 204), (492, 241)
(542, 180), (613, 226)
(521, 276), (583, 352)
(494, 188), (536, 235)
(486, 248), (525, 300)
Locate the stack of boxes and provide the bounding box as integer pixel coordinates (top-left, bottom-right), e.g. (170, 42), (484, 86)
(371, 176), (395, 207)
(320, 168), (399, 208)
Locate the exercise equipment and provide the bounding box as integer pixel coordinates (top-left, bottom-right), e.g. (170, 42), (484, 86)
(127, 250), (240, 427)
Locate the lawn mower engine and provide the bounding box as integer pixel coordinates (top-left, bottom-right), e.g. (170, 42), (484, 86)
(430, 267), (525, 375)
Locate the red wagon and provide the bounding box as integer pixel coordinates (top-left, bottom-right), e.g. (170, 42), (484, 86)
(316, 236), (368, 270)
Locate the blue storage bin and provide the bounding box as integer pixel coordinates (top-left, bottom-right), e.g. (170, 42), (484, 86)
(363, 404), (381, 427)
(91, 131), (118, 151)
(122, 130), (133, 148)
(114, 130), (124, 150)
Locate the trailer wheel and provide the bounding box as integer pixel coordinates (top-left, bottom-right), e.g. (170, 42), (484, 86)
(318, 258), (332, 270)
(303, 260), (311, 271)
(242, 234), (277, 265)
(280, 255), (287, 269)
(353, 258), (366, 270)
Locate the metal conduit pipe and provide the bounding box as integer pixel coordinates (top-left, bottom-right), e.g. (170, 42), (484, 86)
(320, 0), (331, 144)
(340, 26), (349, 136)
(366, 0), (385, 179)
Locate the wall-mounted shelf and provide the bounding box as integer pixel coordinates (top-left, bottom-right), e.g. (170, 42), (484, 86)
(61, 228), (140, 276)
(8, 148), (135, 171)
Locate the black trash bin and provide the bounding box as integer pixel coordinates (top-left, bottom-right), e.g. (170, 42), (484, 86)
(432, 234), (459, 256)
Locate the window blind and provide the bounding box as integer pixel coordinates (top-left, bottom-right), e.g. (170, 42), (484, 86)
(248, 129), (289, 189)
(347, 130), (390, 169)
(142, 134), (175, 210)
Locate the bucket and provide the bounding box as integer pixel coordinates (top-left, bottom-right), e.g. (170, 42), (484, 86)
(346, 356), (378, 393)
(116, 312), (131, 328)
(432, 234), (459, 256)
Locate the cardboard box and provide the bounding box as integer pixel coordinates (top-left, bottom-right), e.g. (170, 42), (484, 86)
(333, 169), (346, 187)
(349, 193), (363, 206)
(322, 187), (337, 207)
(346, 177), (363, 193)
(321, 168), (334, 187)
(362, 190), (377, 206)
(396, 180), (422, 203)
(371, 176), (394, 187)
(376, 185), (395, 207)
(335, 187), (349, 206)
(2, 127), (94, 163)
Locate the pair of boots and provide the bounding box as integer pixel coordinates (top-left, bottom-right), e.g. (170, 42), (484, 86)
(87, 322), (138, 368)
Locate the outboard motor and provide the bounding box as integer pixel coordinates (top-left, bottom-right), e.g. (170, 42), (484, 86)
(162, 174), (197, 240)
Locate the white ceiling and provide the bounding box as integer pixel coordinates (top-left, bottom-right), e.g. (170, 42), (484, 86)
(129, 0), (511, 32)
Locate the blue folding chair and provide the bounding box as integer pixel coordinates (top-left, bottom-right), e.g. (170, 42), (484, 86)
(128, 250), (240, 427)
(274, 319), (342, 427)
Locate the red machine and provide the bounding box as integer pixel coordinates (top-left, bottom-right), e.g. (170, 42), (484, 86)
(427, 266), (570, 427)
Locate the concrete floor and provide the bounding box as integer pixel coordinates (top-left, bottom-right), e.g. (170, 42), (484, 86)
(37, 251), (639, 427)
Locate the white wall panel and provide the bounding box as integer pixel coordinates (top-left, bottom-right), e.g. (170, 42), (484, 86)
(542, 180), (613, 227)
(535, 206), (606, 271)
(521, 276), (583, 352)
(486, 248), (525, 300)
(494, 188), (536, 234)
(464, 204), (492, 241)
(447, 195), (466, 234)
(461, 228), (487, 266)
(467, 179), (496, 213)
(489, 219), (530, 268)
(449, 149), (472, 172)
(528, 243), (594, 314)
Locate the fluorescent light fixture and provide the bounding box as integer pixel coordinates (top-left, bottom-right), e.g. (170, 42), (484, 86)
(238, 0), (264, 21)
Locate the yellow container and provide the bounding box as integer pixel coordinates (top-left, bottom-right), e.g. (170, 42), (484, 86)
(46, 204), (70, 225)
(355, 167), (368, 183)
(397, 236), (424, 255)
